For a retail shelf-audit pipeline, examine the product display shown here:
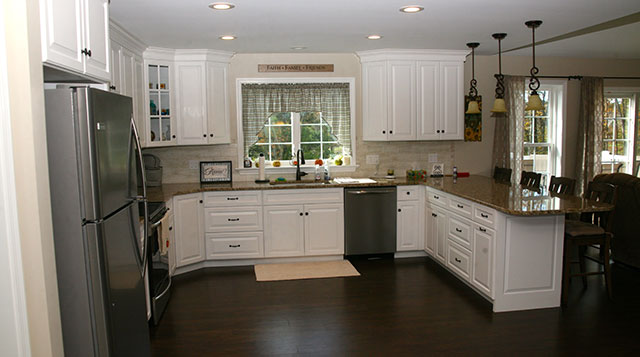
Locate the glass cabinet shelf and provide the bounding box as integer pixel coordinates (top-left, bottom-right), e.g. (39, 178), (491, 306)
(148, 64), (173, 144)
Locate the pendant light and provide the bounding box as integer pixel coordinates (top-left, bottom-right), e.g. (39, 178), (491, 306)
(465, 42), (481, 114)
(490, 33), (507, 114)
(524, 20), (544, 111)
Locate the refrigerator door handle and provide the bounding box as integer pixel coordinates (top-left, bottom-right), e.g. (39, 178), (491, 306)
(131, 117), (148, 276)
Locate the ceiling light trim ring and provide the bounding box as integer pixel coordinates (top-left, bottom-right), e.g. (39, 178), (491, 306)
(209, 2), (235, 10)
(400, 5), (424, 13)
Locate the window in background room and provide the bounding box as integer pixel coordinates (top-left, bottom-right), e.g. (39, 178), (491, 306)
(601, 92), (636, 175)
(523, 83), (564, 186)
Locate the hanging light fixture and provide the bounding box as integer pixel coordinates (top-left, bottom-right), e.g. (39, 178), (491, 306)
(465, 42), (481, 114)
(490, 33), (507, 114)
(524, 20), (544, 111)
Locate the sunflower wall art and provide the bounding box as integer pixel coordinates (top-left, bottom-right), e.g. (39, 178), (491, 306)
(464, 95), (482, 142)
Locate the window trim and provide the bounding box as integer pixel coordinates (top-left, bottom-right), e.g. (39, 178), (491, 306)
(603, 87), (639, 175)
(235, 77), (357, 175)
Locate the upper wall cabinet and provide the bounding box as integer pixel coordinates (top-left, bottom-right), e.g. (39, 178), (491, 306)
(40, 0), (110, 82)
(357, 50), (467, 141)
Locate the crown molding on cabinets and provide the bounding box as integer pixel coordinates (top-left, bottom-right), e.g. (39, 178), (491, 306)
(110, 20), (147, 54)
(356, 49), (469, 63)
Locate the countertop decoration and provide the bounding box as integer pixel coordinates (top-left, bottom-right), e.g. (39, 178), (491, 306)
(199, 161), (232, 183)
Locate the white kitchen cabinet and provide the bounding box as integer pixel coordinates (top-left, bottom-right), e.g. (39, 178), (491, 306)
(358, 50), (467, 142)
(133, 57), (146, 147)
(167, 209), (176, 276)
(397, 201), (421, 251)
(173, 193), (204, 267)
(305, 203), (344, 255)
(471, 223), (494, 296)
(206, 61), (231, 144)
(263, 205), (305, 257)
(175, 62), (208, 145)
(145, 61), (176, 146)
(109, 40), (121, 92)
(40, 0), (110, 81)
(425, 204), (448, 264)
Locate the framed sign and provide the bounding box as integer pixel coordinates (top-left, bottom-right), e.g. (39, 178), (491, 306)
(258, 64), (334, 72)
(431, 163), (444, 177)
(200, 161), (232, 183)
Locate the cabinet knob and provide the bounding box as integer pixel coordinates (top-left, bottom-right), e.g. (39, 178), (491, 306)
(169, 226), (172, 231)
(199, 200), (203, 204)
(210, 134), (214, 137)
(203, 134), (207, 137)
(305, 212), (309, 216)
(398, 209), (401, 212)
(382, 130), (386, 134)
(299, 212), (303, 216)
(436, 130), (440, 133)
(406, 192), (410, 195)
(172, 135), (176, 139)
(389, 130), (393, 134)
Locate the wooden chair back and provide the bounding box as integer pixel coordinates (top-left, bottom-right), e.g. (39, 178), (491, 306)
(549, 176), (576, 195)
(520, 171), (542, 188)
(493, 166), (512, 183)
(582, 181), (617, 231)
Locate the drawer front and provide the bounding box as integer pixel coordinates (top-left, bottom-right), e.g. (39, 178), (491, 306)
(397, 185), (420, 201)
(448, 215), (472, 250)
(204, 207), (263, 232)
(448, 197), (472, 219)
(473, 205), (496, 229)
(205, 232), (264, 259)
(447, 241), (471, 281)
(203, 191), (262, 207)
(427, 188), (449, 208)
(263, 188), (343, 205)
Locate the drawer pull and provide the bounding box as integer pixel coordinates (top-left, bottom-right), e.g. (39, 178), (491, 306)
(480, 213), (489, 218)
(478, 227), (487, 233)
(455, 228), (462, 233)
(227, 197), (239, 201)
(433, 195), (439, 199)
(229, 244), (241, 248)
(432, 213), (437, 217)
(457, 204), (464, 209)
(228, 218), (240, 222)
(454, 257), (462, 263)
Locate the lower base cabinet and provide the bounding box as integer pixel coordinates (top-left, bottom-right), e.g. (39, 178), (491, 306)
(425, 204), (448, 264)
(173, 193), (204, 267)
(471, 223), (494, 296)
(264, 205), (305, 257)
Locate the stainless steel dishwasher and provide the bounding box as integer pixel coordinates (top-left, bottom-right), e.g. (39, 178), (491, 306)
(344, 186), (397, 255)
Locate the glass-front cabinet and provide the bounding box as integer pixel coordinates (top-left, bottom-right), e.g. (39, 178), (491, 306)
(146, 63), (175, 146)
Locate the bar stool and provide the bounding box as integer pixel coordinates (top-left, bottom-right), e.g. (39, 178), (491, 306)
(562, 181), (616, 306)
(520, 171), (542, 188)
(493, 166), (512, 183)
(549, 176), (576, 195)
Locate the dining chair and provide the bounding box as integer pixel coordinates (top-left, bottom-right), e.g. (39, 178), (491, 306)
(549, 176), (576, 195)
(562, 181), (616, 306)
(520, 171), (542, 188)
(493, 166), (512, 183)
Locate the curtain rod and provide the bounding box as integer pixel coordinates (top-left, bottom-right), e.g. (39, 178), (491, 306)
(499, 75), (640, 80)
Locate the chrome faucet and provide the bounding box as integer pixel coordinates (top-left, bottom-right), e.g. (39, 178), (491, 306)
(296, 149), (307, 181)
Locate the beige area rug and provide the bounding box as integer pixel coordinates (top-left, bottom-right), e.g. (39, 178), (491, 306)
(254, 260), (360, 282)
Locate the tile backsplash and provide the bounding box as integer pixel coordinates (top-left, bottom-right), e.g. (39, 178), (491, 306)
(143, 140), (455, 183)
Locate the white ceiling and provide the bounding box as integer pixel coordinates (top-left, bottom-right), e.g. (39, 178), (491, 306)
(110, 0), (640, 58)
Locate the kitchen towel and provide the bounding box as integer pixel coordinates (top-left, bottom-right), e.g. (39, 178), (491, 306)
(158, 213), (170, 255)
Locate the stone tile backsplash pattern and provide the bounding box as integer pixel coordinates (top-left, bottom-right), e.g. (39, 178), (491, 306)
(144, 140), (455, 183)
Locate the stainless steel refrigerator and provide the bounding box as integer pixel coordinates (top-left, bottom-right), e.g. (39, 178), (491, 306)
(45, 87), (151, 356)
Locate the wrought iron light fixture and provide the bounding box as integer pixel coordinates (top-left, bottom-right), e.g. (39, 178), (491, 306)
(524, 20), (544, 111)
(465, 42), (481, 114)
(490, 33), (507, 114)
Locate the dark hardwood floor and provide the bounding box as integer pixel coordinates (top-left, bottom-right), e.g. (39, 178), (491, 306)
(150, 254), (640, 356)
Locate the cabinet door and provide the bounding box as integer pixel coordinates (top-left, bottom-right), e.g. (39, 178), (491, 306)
(175, 62), (208, 145)
(173, 193), (204, 267)
(167, 212), (176, 276)
(264, 205), (305, 257)
(82, 0), (110, 81)
(362, 61), (388, 141)
(40, 0), (84, 73)
(120, 48), (135, 98)
(304, 203), (344, 255)
(133, 57), (146, 147)
(387, 61), (416, 140)
(434, 206), (448, 264)
(397, 201), (420, 251)
(439, 61), (464, 140)
(425, 205), (436, 256)
(206, 62), (231, 144)
(109, 40), (121, 93)
(417, 61), (440, 140)
(472, 224), (494, 296)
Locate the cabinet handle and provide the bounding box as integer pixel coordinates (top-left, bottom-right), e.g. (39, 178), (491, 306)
(433, 195), (439, 199)
(479, 227), (487, 233)
(454, 257), (461, 263)
(226, 197), (239, 201)
(305, 212), (309, 216)
(457, 204), (464, 209)
(432, 213), (437, 217)
(229, 244), (241, 248)
(227, 218), (240, 222)
(299, 212), (303, 216)
(109, 85), (116, 91)
(169, 226), (172, 231)
(480, 213), (489, 218)
(81, 48), (92, 57)
(398, 209), (402, 212)
(455, 228), (462, 233)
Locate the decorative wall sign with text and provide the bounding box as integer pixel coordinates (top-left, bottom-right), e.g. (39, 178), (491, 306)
(258, 64), (334, 72)
(464, 95), (482, 142)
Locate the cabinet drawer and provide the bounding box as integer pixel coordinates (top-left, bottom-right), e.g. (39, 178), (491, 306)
(473, 205), (496, 229)
(447, 241), (471, 281)
(205, 232), (264, 259)
(203, 191), (262, 207)
(263, 188), (343, 205)
(397, 186), (420, 201)
(448, 215), (472, 250)
(203, 207), (263, 232)
(427, 188), (449, 207)
(448, 196), (472, 219)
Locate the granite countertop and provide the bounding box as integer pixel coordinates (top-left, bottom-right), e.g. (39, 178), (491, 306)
(147, 175), (613, 216)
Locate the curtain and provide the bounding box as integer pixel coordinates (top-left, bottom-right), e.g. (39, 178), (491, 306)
(241, 83), (351, 155)
(575, 77), (604, 196)
(491, 75), (526, 183)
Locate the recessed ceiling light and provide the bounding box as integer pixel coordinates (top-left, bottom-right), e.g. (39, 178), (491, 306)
(209, 2), (235, 10)
(400, 5), (424, 13)
(220, 35), (236, 40)
(291, 46), (307, 50)
(367, 35), (382, 40)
